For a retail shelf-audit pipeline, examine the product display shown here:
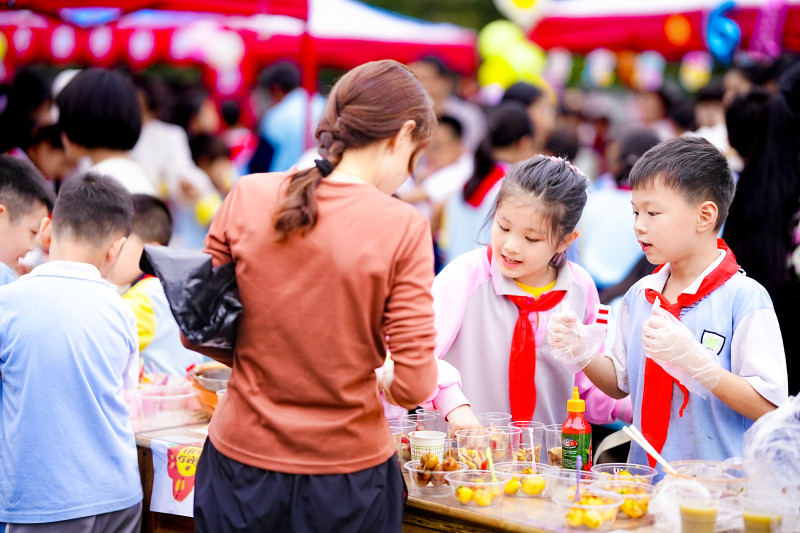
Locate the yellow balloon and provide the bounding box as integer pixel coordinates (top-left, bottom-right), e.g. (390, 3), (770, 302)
(504, 41), (546, 77)
(512, 0), (536, 7)
(0, 33), (7, 62)
(478, 20), (525, 59)
(478, 55), (518, 88)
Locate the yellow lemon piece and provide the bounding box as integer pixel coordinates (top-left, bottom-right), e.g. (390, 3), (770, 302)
(521, 475), (546, 495)
(617, 469), (632, 477)
(582, 509), (604, 529)
(566, 508), (584, 527)
(472, 488), (493, 506)
(505, 477), (521, 495)
(455, 486), (473, 504)
(621, 497), (648, 518)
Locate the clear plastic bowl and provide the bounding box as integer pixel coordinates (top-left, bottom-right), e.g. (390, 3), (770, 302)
(588, 480), (655, 520)
(547, 469), (602, 496)
(590, 463), (658, 484)
(129, 385), (196, 432)
(404, 459), (467, 498)
(494, 461), (555, 498)
(444, 469), (512, 507)
(551, 487), (624, 531)
(666, 460), (748, 496)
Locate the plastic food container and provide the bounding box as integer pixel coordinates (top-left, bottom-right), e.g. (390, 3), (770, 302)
(666, 460), (748, 496)
(494, 461), (555, 498)
(404, 458), (467, 498)
(547, 469), (602, 496)
(190, 364), (231, 416)
(551, 487), (624, 531)
(444, 469), (513, 507)
(590, 463), (658, 484)
(588, 480), (655, 520)
(129, 385), (197, 432)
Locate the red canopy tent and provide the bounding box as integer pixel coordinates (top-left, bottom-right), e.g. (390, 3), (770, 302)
(526, 0), (800, 61)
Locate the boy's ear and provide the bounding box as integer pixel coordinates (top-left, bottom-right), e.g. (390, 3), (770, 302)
(697, 201), (719, 233)
(39, 217), (52, 249)
(106, 235), (128, 268)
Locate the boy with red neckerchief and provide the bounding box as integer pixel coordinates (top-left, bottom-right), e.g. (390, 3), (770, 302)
(547, 136), (788, 479)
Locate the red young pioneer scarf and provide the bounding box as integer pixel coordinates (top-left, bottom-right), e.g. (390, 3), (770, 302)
(465, 164), (507, 207)
(487, 246), (567, 421)
(640, 239), (740, 468)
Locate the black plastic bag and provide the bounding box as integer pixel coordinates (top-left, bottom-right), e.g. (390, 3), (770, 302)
(140, 245), (242, 350)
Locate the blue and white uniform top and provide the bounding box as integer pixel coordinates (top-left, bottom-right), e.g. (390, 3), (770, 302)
(608, 249), (788, 475)
(0, 261), (142, 523)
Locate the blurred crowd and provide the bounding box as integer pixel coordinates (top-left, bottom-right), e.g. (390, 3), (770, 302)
(1, 52), (799, 393)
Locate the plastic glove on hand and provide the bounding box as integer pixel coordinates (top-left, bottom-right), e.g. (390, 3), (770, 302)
(641, 298), (723, 395)
(379, 359), (400, 406)
(547, 300), (605, 373)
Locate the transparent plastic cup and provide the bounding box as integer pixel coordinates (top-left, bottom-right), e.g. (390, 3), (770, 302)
(401, 413), (437, 432)
(544, 423), (563, 467)
(510, 421), (545, 463)
(477, 411), (512, 429)
(455, 429), (491, 470)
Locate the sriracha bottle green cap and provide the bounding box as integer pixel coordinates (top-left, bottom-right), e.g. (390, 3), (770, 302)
(567, 386), (585, 413)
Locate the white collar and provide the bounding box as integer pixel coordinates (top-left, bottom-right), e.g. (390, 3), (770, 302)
(637, 249), (726, 296)
(21, 260), (109, 286)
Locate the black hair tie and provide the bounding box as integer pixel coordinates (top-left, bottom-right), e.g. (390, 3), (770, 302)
(314, 159), (334, 177)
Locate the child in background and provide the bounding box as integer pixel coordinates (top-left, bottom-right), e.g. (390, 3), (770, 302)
(0, 173), (142, 531)
(442, 102), (536, 265)
(426, 155), (631, 433)
(548, 136), (788, 477)
(108, 194), (208, 377)
(189, 134), (235, 196)
(0, 155), (54, 286)
(25, 124), (74, 183)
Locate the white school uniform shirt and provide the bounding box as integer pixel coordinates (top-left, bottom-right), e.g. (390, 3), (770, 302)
(608, 249), (788, 478)
(0, 261), (141, 523)
(426, 246), (630, 426)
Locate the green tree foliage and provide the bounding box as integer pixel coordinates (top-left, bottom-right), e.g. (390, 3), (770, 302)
(361, 0), (503, 31)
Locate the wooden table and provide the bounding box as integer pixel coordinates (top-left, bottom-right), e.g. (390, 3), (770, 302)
(135, 422), (656, 533)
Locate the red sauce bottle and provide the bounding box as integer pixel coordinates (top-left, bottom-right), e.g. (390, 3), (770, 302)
(562, 387), (592, 471)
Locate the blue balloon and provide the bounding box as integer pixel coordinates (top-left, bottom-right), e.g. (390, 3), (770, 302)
(705, 1), (742, 66)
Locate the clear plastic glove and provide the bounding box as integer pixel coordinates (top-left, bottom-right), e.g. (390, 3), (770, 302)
(547, 301), (605, 374)
(641, 298), (723, 396)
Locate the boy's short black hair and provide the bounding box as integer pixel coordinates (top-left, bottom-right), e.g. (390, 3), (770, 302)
(57, 68), (142, 151)
(51, 173), (133, 244)
(189, 134), (230, 166)
(132, 194), (172, 246)
(0, 154), (55, 220)
(629, 136), (734, 230)
(259, 62), (300, 93)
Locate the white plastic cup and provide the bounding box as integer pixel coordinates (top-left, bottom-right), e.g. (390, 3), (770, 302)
(409, 430), (446, 461)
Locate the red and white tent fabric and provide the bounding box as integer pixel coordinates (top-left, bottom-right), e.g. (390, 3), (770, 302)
(5, 0), (309, 20)
(0, 0), (477, 96)
(527, 0), (800, 60)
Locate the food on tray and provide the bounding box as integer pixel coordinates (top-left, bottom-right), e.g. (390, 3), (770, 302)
(458, 447), (488, 470)
(504, 477), (521, 495)
(564, 494), (618, 529)
(515, 445), (541, 463)
(454, 476), (502, 507)
(521, 475), (546, 496)
(413, 454), (460, 487)
(395, 434), (411, 466)
(548, 446), (563, 467)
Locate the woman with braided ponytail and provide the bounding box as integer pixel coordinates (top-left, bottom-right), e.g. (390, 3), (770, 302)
(185, 60), (440, 532)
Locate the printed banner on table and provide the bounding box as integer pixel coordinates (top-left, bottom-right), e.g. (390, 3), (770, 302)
(150, 439), (204, 517)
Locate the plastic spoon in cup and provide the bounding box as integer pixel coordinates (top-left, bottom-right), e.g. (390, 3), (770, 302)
(485, 446), (497, 483)
(527, 427), (536, 474)
(574, 455), (583, 502)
